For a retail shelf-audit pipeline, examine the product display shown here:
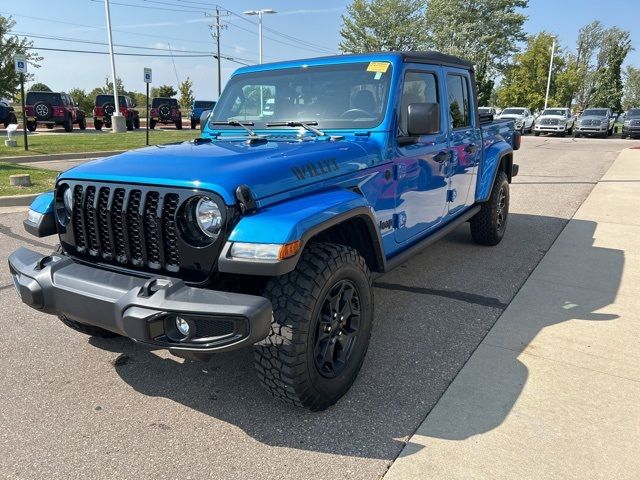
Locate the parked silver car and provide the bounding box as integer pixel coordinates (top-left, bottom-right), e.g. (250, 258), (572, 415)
(534, 108), (575, 136)
(574, 108), (615, 138)
(498, 107), (535, 134)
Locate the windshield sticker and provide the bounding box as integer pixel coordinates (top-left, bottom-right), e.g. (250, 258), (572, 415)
(374, 72), (383, 80)
(367, 62), (390, 73)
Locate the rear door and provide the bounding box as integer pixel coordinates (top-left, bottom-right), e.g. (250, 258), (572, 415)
(444, 69), (481, 215)
(394, 67), (449, 243)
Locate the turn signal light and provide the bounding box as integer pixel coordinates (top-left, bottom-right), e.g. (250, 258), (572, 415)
(278, 240), (302, 260)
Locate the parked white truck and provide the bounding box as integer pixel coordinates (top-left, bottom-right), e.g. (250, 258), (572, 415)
(534, 108), (574, 137)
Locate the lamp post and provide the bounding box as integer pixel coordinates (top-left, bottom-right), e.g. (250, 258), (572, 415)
(544, 37), (556, 111)
(104, 0), (126, 132)
(242, 9), (276, 64)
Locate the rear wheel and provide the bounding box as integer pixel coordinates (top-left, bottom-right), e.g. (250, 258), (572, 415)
(46, 124), (54, 130)
(191, 119), (197, 129)
(94, 120), (103, 131)
(27, 121), (37, 132)
(126, 119), (133, 131)
(133, 117), (140, 129)
(175, 119), (183, 130)
(470, 171), (509, 246)
(78, 115), (87, 130)
(63, 115), (73, 132)
(149, 120), (156, 130)
(534, 131), (540, 136)
(254, 243), (373, 411)
(5, 112), (17, 127)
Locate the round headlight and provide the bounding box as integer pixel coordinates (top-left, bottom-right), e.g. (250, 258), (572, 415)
(63, 186), (73, 213)
(195, 197), (222, 238)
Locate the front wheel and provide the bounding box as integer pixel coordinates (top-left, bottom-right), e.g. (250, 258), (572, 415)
(470, 171), (509, 246)
(254, 243), (373, 411)
(534, 131), (540, 136)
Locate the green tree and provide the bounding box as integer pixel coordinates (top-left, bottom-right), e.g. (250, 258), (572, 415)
(423, 0), (529, 105)
(573, 21), (604, 110)
(590, 28), (632, 111)
(178, 77), (194, 110)
(0, 15), (43, 99)
(496, 32), (565, 111)
(151, 85), (177, 98)
(339, 0), (426, 53)
(28, 82), (52, 92)
(69, 88), (93, 114)
(94, 76), (126, 95)
(622, 66), (640, 110)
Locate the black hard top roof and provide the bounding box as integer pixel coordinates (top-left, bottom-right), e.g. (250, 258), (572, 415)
(319, 51), (474, 70)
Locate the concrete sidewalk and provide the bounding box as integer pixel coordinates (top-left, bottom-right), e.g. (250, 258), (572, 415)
(385, 148), (640, 480)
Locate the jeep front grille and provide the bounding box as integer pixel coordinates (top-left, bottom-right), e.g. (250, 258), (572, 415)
(58, 181), (231, 283)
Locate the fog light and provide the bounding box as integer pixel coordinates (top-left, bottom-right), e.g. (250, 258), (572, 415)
(176, 316), (190, 336)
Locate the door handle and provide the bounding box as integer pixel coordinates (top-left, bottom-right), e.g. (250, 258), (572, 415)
(464, 143), (478, 154)
(434, 151), (451, 163)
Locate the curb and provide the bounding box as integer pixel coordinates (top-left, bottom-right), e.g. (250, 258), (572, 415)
(0, 193), (38, 207)
(1, 150), (124, 164)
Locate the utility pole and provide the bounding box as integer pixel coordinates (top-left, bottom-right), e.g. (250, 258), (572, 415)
(544, 37), (556, 110)
(208, 8), (227, 97)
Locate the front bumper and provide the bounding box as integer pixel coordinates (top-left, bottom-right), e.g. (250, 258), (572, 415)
(534, 124), (566, 132)
(622, 126), (640, 136)
(8, 247), (272, 357)
(575, 125), (608, 133)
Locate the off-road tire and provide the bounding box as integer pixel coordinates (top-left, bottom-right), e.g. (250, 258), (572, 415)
(254, 242), (373, 411)
(94, 120), (103, 131)
(63, 115), (73, 133)
(175, 119), (183, 130)
(191, 119), (197, 129)
(5, 112), (17, 128)
(133, 117), (140, 129)
(470, 171), (509, 246)
(78, 115), (87, 130)
(46, 124), (54, 130)
(149, 120), (156, 130)
(27, 121), (37, 132)
(126, 119), (133, 131)
(534, 131), (540, 136)
(58, 314), (119, 338)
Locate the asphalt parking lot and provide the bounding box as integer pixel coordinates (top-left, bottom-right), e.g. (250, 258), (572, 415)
(0, 135), (638, 479)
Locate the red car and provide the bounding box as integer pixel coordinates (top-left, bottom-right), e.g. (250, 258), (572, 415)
(93, 95), (140, 131)
(25, 91), (86, 132)
(150, 97), (182, 129)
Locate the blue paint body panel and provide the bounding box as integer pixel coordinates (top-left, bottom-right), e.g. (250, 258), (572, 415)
(52, 52), (517, 266)
(228, 189), (370, 244)
(29, 191), (55, 214)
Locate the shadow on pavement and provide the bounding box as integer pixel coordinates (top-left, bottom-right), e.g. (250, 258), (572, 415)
(88, 214), (622, 459)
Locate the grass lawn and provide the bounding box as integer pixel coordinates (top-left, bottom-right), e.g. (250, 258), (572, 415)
(0, 130), (199, 158)
(0, 162), (59, 196)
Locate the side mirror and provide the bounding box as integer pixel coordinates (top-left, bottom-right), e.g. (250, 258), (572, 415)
(199, 109), (211, 132)
(407, 102), (440, 136)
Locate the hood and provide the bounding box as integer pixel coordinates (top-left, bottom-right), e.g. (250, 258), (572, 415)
(580, 115), (608, 121)
(538, 115), (566, 120)
(59, 138), (378, 205)
(499, 114), (524, 120)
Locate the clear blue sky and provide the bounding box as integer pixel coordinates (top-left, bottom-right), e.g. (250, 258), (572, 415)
(1, 0), (638, 99)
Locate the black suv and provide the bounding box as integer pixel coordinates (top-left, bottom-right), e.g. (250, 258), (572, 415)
(0, 100), (18, 128)
(25, 91), (86, 132)
(150, 97), (182, 129)
(93, 95), (140, 131)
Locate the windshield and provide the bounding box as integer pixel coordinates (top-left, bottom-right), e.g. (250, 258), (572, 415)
(194, 101), (215, 109)
(627, 108), (640, 118)
(583, 109), (608, 117)
(542, 109), (568, 116)
(501, 108), (525, 115)
(478, 107), (492, 114)
(212, 62), (392, 130)
(152, 98), (178, 108)
(26, 92), (60, 105)
(96, 95), (126, 107)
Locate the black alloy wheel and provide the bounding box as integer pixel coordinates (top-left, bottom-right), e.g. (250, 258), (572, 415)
(313, 279), (362, 378)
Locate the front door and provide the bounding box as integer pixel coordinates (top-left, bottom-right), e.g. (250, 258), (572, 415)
(444, 70), (480, 215)
(394, 68), (449, 244)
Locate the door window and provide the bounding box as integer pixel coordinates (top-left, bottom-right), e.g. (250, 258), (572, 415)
(446, 74), (471, 129)
(399, 71), (439, 135)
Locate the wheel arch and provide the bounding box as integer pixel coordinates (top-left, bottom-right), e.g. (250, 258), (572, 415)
(476, 142), (515, 203)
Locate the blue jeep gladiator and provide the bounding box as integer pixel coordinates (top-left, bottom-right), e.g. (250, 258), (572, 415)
(9, 52), (519, 410)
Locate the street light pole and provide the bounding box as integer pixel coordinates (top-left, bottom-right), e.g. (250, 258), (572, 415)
(544, 37), (556, 110)
(243, 9), (276, 64)
(104, 0), (126, 131)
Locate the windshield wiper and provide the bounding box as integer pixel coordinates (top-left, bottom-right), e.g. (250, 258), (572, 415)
(266, 121), (345, 141)
(211, 120), (267, 144)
